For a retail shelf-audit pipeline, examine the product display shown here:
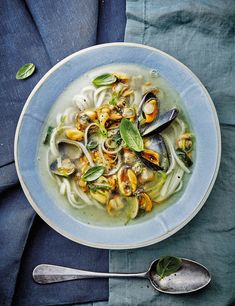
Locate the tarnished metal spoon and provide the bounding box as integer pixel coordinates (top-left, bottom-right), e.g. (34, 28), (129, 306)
(33, 258), (211, 294)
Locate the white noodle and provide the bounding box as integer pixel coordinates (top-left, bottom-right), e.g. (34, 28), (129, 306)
(104, 154), (122, 176)
(84, 123), (99, 147)
(94, 86), (111, 107)
(174, 181), (183, 193)
(101, 139), (123, 155)
(63, 179), (86, 209)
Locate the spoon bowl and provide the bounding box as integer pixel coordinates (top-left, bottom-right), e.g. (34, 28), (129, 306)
(33, 257), (211, 294)
(147, 258), (211, 294)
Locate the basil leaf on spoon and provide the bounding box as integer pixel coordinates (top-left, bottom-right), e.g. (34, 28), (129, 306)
(156, 256), (182, 279)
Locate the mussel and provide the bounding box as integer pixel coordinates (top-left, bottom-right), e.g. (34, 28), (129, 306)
(117, 166), (137, 196)
(137, 90), (159, 125)
(140, 108), (178, 137)
(138, 135), (169, 172)
(137, 90), (178, 137)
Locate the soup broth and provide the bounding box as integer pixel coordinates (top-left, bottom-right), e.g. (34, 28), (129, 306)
(38, 64), (194, 226)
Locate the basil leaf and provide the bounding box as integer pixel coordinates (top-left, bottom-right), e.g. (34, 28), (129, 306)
(43, 126), (54, 144)
(16, 63), (36, 80)
(82, 166), (105, 182)
(156, 256), (182, 279)
(87, 139), (98, 150)
(176, 148), (193, 167)
(120, 118), (144, 152)
(92, 73), (117, 87)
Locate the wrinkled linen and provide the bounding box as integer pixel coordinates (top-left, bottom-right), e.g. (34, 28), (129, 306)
(109, 1), (235, 305)
(0, 0), (126, 305)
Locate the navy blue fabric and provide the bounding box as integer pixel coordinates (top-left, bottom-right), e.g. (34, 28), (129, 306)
(0, 1), (126, 305)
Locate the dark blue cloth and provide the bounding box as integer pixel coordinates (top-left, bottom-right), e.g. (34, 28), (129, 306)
(0, 1), (126, 305)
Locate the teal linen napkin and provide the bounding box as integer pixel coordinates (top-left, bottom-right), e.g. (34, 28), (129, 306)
(109, 1), (235, 305)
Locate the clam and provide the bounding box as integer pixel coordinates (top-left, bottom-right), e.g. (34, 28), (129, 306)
(140, 108), (178, 137)
(50, 140), (82, 177)
(107, 195), (125, 215)
(117, 166), (137, 196)
(138, 135), (169, 171)
(50, 157), (76, 177)
(125, 197), (139, 219)
(57, 140), (82, 160)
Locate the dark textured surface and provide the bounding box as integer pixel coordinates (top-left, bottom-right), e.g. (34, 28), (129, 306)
(0, 0), (126, 305)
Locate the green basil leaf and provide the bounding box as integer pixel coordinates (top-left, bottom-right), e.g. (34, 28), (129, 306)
(156, 256), (182, 279)
(92, 73), (117, 87)
(176, 148), (193, 167)
(120, 118), (144, 152)
(87, 139), (99, 150)
(43, 126), (54, 144)
(82, 166), (105, 182)
(16, 63), (36, 80)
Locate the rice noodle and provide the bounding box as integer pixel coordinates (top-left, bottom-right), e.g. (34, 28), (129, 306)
(84, 123), (99, 147)
(163, 135), (176, 175)
(104, 154), (122, 176)
(164, 135), (190, 174)
(176, 118), (186, 134)
(174, 180), (183, 193)
(62, 178), (86, 209)
(94, 86), (111, 107)
(72, 181), (105, 210)
(101, 139), (123, 155)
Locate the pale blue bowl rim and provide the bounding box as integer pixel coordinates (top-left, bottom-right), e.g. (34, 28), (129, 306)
(14, 43), (221, 249)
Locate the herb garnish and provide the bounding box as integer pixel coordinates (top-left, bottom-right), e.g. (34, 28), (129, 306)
(16, 63), (36, 80)
(87, 139), (99, 150)
(82, 166), (105, 182)
(43, 126), (54, 144)
(92, 73), (117, 87)
(156, 256), (182, 279)
(176, 148), (193, 167)
(120, 118), (144, 152)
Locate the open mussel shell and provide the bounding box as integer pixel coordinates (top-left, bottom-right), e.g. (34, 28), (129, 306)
(138, 135), (169, 172)
(140, 108), (178, 137)
(137, 90), (158, 117)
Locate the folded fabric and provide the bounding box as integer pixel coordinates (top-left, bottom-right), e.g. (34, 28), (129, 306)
(109, 1), (235, 305)
(0, 0), (126, 305)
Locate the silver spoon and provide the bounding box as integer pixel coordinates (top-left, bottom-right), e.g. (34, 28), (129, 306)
(33, 258), (211, 294)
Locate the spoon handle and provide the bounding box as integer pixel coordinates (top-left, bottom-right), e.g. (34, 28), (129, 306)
(33, 264), (147, 284)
